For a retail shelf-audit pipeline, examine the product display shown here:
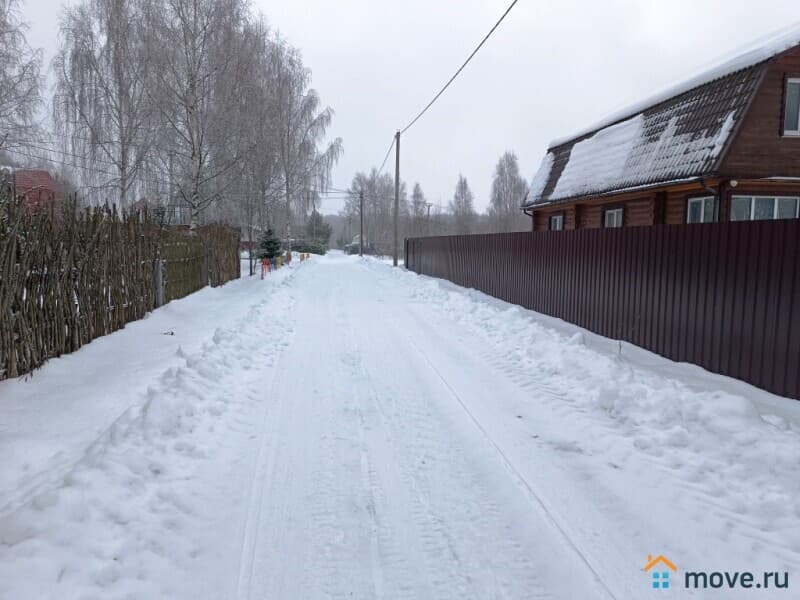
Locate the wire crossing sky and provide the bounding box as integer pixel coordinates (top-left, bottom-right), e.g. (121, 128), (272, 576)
(372, 0), (519, 185)
(399, 0), (519, 136)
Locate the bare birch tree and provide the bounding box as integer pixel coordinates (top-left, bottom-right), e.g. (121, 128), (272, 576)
(47, 0), (342, 231)
(0, 0), (41, 152)
(409, 182), (427, 237)
(273, 40), (342, 243)
(146, 0), (252, 230)
(488, 151), (529, 232)
(239, 22), (283, 257)
(449, 174), (476, 234)
(54, 0), (156, 209)
(344, 168), (408, 254)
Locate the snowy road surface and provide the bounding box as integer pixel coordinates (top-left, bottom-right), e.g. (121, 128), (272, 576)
(2, 252), (800, 599)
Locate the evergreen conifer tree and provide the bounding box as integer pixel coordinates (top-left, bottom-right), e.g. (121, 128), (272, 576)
(258, 227), (282, 259)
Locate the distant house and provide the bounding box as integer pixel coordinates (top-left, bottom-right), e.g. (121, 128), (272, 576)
(524, 26), (800, 231)
(11, 169), (64, 213)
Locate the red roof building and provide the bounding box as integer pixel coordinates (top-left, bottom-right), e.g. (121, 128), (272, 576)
(13, 170), (64, 213)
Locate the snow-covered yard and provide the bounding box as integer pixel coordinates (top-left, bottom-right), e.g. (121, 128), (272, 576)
(1, 252), (799, 598)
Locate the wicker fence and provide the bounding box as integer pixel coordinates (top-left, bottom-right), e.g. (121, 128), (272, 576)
(406, 221), (800, 400)
(0, 198), (240, 380)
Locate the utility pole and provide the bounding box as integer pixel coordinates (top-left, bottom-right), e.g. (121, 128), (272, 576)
(359, 189), (364, 257)
(393, 130), (400, 266)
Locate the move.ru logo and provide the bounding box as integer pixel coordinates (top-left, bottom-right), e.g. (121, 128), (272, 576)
(643, 554), (789, 591)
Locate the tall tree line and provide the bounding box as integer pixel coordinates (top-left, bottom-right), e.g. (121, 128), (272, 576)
(341, 168), (407, 255)
(0, 0), (342, 234)
(340, 151), (530, 249)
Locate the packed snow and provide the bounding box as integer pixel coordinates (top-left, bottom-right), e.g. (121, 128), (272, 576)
(1, 253), (799, 598)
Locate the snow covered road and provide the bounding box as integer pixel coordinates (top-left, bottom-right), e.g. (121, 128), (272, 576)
(2, 252), (800, 599)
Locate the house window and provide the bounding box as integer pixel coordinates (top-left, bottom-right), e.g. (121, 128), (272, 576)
(730, 195), (800, 221)
(603, 207), (623, 228)
(784, 78), (800, 136)
(549, 214), (564, 231)
(686, 196), (716, 223)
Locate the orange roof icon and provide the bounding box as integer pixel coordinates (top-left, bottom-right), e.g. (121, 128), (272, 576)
(645, 555), (678, 572)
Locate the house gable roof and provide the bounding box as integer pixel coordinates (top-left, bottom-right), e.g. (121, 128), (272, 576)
(525, 24), (800, 208)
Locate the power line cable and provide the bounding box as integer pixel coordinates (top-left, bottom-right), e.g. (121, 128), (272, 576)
(11, 142), (123, 169)
(376, 137), (396, 176)
(318, 187), (354, 195)
(400, 0), (519, 135)
(7, 149), (123, 181)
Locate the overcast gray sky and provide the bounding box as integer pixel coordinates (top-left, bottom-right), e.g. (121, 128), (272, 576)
(20, 0), (800, 213)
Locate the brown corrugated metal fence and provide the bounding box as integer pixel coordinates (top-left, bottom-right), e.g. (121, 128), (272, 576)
(405, 221), (800, 400)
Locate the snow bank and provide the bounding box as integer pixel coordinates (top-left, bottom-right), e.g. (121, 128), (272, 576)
(0, 267), (301, 599)
(379, 260), (800, 575)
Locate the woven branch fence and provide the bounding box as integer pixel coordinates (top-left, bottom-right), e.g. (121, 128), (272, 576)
(0, 197), (240, 380)
(159, 225), (239, 303)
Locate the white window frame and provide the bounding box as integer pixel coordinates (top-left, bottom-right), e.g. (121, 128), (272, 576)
(730, 195), (800, 221)
(686, 196), (716, 224)
(784, 78), (800, 136)
(549, 214), (564, 231)
(604, 207), (623, 228)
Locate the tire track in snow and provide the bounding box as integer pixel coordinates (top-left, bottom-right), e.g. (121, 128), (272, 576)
(233, 325), (295, 599)
(232, 286), (301, 600)
(358, 261), (615, 598)
(401, 332), (618, 600)
(365, 376), (552, 600)
(334, 298), (428, 600)
(343, 290), (559, 599)
(324, 292), (393, 600)
(304, 284), (366, 599)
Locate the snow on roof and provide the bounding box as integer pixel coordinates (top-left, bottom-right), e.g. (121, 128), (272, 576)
(536, 108), (739, 204)
(523, 22), (797, 208)
(551, 115), (643, 201)
(549, 22), (800, 149)
(526, 152), (553, 204)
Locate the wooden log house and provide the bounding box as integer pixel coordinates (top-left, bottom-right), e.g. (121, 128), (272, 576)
(524, 26), (800, 231)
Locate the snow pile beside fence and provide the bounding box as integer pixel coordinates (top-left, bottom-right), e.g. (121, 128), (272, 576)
(383, 259), (800, 561)
(0, 272), (297, 598)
